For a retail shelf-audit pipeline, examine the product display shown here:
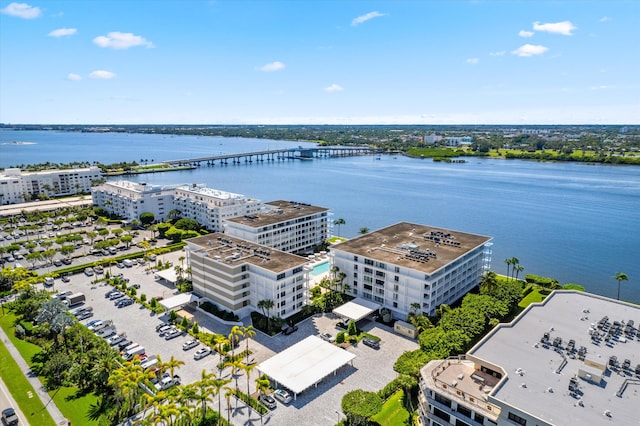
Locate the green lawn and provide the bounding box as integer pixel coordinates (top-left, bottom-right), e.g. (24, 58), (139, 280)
(518, 287), (547, 308)
(371, 390), (410, 426)
(0, 312), (99, 425)
(0, 339), (56, 426)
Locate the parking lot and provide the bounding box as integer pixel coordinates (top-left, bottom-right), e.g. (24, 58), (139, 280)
(52, 250), (418, 425)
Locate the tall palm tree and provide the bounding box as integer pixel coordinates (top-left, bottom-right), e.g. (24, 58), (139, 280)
(333, 218), (346, 237)
(510, 257), (520, 281)
(614, 272), (628, 300)
(165, 355), (185, 377)
(224, 385), (235, 424)
(193, 369), (215, 421)
(225, 359), (246, 409)
(212, 376), (232, 424)
(514, 265), (524, 282)
(504, 258), (512, 281)
(228, 325), (244, 357)
(242, 325), (256, 364)
(244, 362), (258, 398)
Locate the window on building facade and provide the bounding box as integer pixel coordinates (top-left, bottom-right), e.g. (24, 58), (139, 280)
(456, 405), (472, 418)
(507, 413), (527, 426)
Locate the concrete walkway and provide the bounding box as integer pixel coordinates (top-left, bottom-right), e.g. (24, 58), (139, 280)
(0, 325), (68, 425)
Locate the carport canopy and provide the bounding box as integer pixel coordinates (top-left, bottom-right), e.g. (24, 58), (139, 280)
(156, 268), (178, 285)
(257, 336), (355, 397)
(159, 293), (200, 311)
(332, 297), (380, 322)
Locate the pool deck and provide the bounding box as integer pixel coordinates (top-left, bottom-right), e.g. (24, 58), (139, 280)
(307, 254), (330, 286)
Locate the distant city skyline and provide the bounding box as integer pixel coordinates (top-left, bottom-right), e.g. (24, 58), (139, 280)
(1, 0), (639, 125)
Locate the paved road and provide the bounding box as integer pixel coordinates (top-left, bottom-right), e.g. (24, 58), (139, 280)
(0, 376), (29, 426)
(0, 326), (68, 425)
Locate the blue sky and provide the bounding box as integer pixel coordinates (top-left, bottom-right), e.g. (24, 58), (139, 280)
(1, 1), (638, 124)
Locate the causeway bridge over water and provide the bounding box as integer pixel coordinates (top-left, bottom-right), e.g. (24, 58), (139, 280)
(164, 146), (379, 167)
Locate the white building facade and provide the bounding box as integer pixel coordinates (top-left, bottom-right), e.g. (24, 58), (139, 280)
(0, 167), (102, 205)
(172, 184), (263, 232)
(92, 180), (263, 229)
(91, 181), (176, 222)
(187, 233), (310, 319)
(331, 222), (492, 319)
(224, 200), (329, 255)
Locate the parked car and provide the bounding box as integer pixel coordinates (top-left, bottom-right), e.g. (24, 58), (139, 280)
(53, 259), (63, 267)
(60, 274), (70, 282)
(129, 283), (141, 289)
(320, 332), (334, 342)
(44, 277), (54, 287)
(165, 329), (182, 340)
(282, 325), (298, 335)
(84, 267), (94, 276)
(76, 310), (93, 320)
(259, 394), (277, 409)
(194, 346), (211, 360)
(61, 258), (72, 265)
(1, 407), (18, 425)
(109, 292), (125, 300)
(157, 325), (173, 335)
(182, 340), (199, 351)
(55, 290), (73, 300)
(155, 323), (169, 332)
(274, 389), (292, 404)
(362, 338), (380, 349)
(107, 334), (126, 346)
(116, 298), (134, 308)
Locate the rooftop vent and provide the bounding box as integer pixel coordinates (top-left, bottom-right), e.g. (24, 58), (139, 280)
(520, 383), (527, 388)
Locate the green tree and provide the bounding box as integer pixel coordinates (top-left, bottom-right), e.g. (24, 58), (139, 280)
(341, 390), (382, 425)
(359, 227), (369, 234)
(333, 218), (346, 237)
(139, 212), (155, 226)
(614, 272), (629, 300)
(347, 320), (357, 336)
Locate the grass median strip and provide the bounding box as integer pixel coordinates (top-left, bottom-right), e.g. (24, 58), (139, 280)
(0, 339), (56, 426)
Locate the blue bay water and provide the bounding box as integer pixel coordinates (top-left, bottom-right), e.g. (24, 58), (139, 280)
(2, 129), (639, 303)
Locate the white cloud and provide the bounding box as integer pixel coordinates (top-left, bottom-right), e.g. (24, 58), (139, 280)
(1, 2), (41, 19)
(533, 21), (577, 36)
(519, 30), (534, 38)
(351, 11), (385, 26)
(48, 28), (77, 37)
(66, 73), (81, 81)
(93, 32), (153, 49)
(511, 44), (549, 57)
(599, 16), (611, 22)
(89, 70), (116, 79)
(490, 51), (506, 56)
(466, 58), (479, 64)
(323, 83), (344, 93)
(258, 61), (286, 72)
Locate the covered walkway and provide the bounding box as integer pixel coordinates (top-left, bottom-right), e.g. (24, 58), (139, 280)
(332, 297), (380, 322)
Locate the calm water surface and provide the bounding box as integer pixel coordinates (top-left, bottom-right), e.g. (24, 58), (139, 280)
(2, 129), (639, 303)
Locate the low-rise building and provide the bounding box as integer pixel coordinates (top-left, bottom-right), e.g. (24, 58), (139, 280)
(331, 222), (492, 318)
(0, 167), (102, 204)
(418, 291), (640, 426)
(186, 233), (310, 320)
(224, 200), (329, 255)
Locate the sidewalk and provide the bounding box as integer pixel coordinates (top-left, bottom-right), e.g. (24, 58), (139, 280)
(0, 326), (68, 425)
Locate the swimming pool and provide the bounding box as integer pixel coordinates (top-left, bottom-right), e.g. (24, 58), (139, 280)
(311, 261), (329, 276)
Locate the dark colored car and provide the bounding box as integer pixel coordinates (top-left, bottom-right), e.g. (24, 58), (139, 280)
(2, 407), (18, 425)
(362, 337), (380, 349)
(259, 394), (277, 409)
(282, 325), (298, 335)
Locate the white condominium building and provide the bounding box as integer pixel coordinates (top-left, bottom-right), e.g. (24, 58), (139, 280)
(330, 222), (492, 319)
(419, 291), (640, 426)
(92, 180), (263, 229)
(224, 200), (329, 255)
(91, 181), (176, 222)
(172, 184), (262, 232)
(0, 167), (102, 205)
(187, 233), (310, 319)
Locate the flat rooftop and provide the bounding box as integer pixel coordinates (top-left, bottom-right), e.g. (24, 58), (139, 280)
(175, 184), (246, 200)
(225, 200), (328, 228)
(470, 291), (640, 425)
(332, 222), (492, 275)
(187, 233), (309, 273)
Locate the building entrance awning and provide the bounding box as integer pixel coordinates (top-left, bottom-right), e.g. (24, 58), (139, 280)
(332, 297), (380, 322)
(159, 293), (200, 311)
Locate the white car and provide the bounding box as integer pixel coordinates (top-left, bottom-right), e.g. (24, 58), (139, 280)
(194, 346), (211, 360)
(274, 388), (292, 404)
(182, 340), (199, 351)
(320, 332), (334, 342)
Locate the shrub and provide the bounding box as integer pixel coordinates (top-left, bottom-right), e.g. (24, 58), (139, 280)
(336, 331), (346, 344)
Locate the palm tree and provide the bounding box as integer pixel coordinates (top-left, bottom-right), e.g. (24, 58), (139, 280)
(333, 218), (346, 237)
(258, 299), (275, 331)
(224, 385), (235, 424)
(193, 369), (215, 421)
(614, 272), (628, 300)
(409, 302), (421, 316)
(504, 258), (512, 281)
(229, 325), (244, 357)
(480, 271), (499, 295)
(165, 355), (185, 377)
(244, 362), (258, 399)
(212, 376), (232, 425)
(242, 325), (256, 364)
(359, 227), (369, 234)
(514, 265), (524, 282)
(225, 359), (246, 409)
(510, 257), (520, 281)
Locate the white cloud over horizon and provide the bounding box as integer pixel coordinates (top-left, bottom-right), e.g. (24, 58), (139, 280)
(519, 30), (534, 38)
(93, 32), (154, 49)
(323, 83), (344, 93)
(66, 73), (81, 81)
(258, 61), (286, 72)
(490, 51), (506, 56)
(89, 70), (116, 79)
(48, 28), (77, 37)
(512, 44), (549, 57)
(351, 11), (385, 26)
(599, 16), (611, 22)
(533, 21), (577, 36)
(466, 58), (479, 64)
(0, 2), (41, 19)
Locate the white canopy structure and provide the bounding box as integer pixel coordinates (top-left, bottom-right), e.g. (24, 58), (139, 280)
(156, 268), (178, 285)
(332, 297), (380, 322)
(257, 336), (355, 398)
(159, 293), (200, 311)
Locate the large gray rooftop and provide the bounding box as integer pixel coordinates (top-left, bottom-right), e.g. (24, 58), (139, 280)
(469, 291), (640, 425)
(332, 222), (492, 275)
(187, 233), (309, 273)
(225, 200), (328, 228)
